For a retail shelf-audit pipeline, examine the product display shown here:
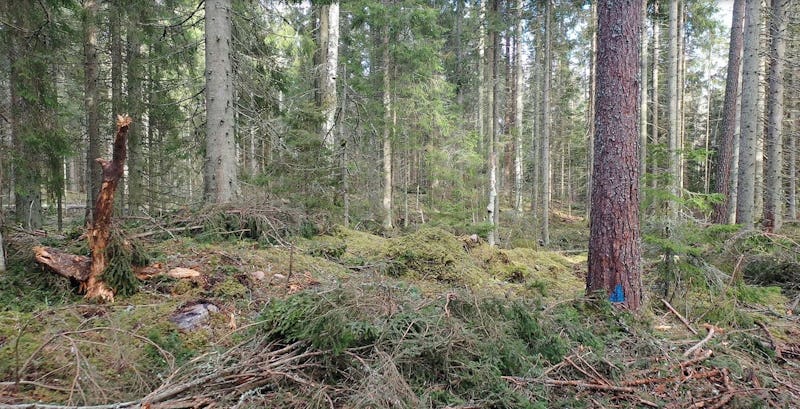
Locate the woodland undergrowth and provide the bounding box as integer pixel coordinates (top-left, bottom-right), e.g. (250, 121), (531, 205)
(0, 205), (798, 408)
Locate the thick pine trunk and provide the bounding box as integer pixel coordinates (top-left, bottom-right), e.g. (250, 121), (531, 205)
(736, 0), (760, 228)
(204, 0), (238, 204)
(763, 0), (785, 232)
(588, 0), (643, 311)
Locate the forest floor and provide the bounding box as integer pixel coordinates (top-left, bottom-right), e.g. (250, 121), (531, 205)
(1, 205), (799, 408)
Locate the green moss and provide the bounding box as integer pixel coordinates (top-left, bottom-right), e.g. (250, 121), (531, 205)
(385, 227), (484, 285)
(212, 276), (249, 299)
(470, 246), (584, 300)
(334, 225), (389, 262)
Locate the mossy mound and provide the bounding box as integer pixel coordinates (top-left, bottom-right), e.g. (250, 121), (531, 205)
(385, 227), (484, 285)
(469, 245), (585, 300)
(332, 226), (389, 264)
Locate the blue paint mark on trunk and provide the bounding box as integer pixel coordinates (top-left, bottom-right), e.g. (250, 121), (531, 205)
(609, 283), (625, 303)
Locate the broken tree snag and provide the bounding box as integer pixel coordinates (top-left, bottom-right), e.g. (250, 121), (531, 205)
(85, 114), (132, 302)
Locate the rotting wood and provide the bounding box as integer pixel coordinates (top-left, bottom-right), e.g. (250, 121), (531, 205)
(31, 115), (132, 302)
(84, 114), (132, 301)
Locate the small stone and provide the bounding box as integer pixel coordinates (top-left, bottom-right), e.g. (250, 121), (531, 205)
(250, 270), (266, 281)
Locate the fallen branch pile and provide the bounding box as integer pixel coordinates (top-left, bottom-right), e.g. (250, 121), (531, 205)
(503, 341), (785, 408)
(1, 339), (320, 409)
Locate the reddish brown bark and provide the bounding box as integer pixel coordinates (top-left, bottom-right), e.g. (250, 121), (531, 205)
(84, 114), (131, 301)
(587, 0), (643, 310)
(712, 0), (745, 224)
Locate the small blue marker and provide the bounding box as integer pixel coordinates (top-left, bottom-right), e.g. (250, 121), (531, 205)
(609, 284), (625, 303)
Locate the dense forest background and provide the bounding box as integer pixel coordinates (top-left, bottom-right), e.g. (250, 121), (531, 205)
(3, 1), (800, 408)
(2, 0), (795, 243)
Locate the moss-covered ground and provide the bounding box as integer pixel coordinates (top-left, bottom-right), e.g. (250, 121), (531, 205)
(1, 209), (799, 408)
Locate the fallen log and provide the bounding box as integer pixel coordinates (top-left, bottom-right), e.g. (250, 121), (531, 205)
(33, 246), (91, 281)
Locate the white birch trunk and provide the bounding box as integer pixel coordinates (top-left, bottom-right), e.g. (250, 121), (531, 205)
(320, 3), (339, 150)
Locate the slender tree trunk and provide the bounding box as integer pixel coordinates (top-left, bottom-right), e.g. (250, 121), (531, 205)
(677, 1), (686, 195)
(650, 0), (660, 191)
(587, 2), (597, 219)
(667, 0), (680, 221)
(486, 0), (498, 247)
(381, 14), (393, 230)
(84, 0), (101, 221)
(477, 0), (485, 154)
(111, 0), (124, 214)
(640, 0), (649, 195)
(513, 0), (524, 213)
(589, 0), (643, 311)
(204, 0), (238, 203)
(763, 0), (785, 232)
(126, 12), (144, 214)
(736, 0), (760, 229)
(790, 67), (799, 220)
(541, 0), (551, 246)
(317, 3), (339, 151)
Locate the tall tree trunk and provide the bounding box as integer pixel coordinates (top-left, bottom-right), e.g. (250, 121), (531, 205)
(126, 12), (144, 214)
(588, 0), (643, 311)
(640, 0), (649, 194)
(514, 0), (524, 213)
(204, 0), (238, 203)
(677, 1), (686, 194)
(381, 12), (393, 230)
(111, 0), (124, 214)
(486, 0), (498, 247)
(541, 0), (551, 246)
(736, 0), (760, 229)
(317, 3), (339, 151)
(650, 0), (660, 191)
(763, 0), (785, 232)
(790, 66), (799, 220)
(9, 4), (43, 230)
(587, 1), (597, 219)
(667, 0), (680, 221)
(84, 0), (101, 221)
(477, 0), (486, 154)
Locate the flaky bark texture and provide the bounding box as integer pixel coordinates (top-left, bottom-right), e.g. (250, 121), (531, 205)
(712, 0), (745, 224)
(85, 115), (131, 302)
(588, 0), (643, 310)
